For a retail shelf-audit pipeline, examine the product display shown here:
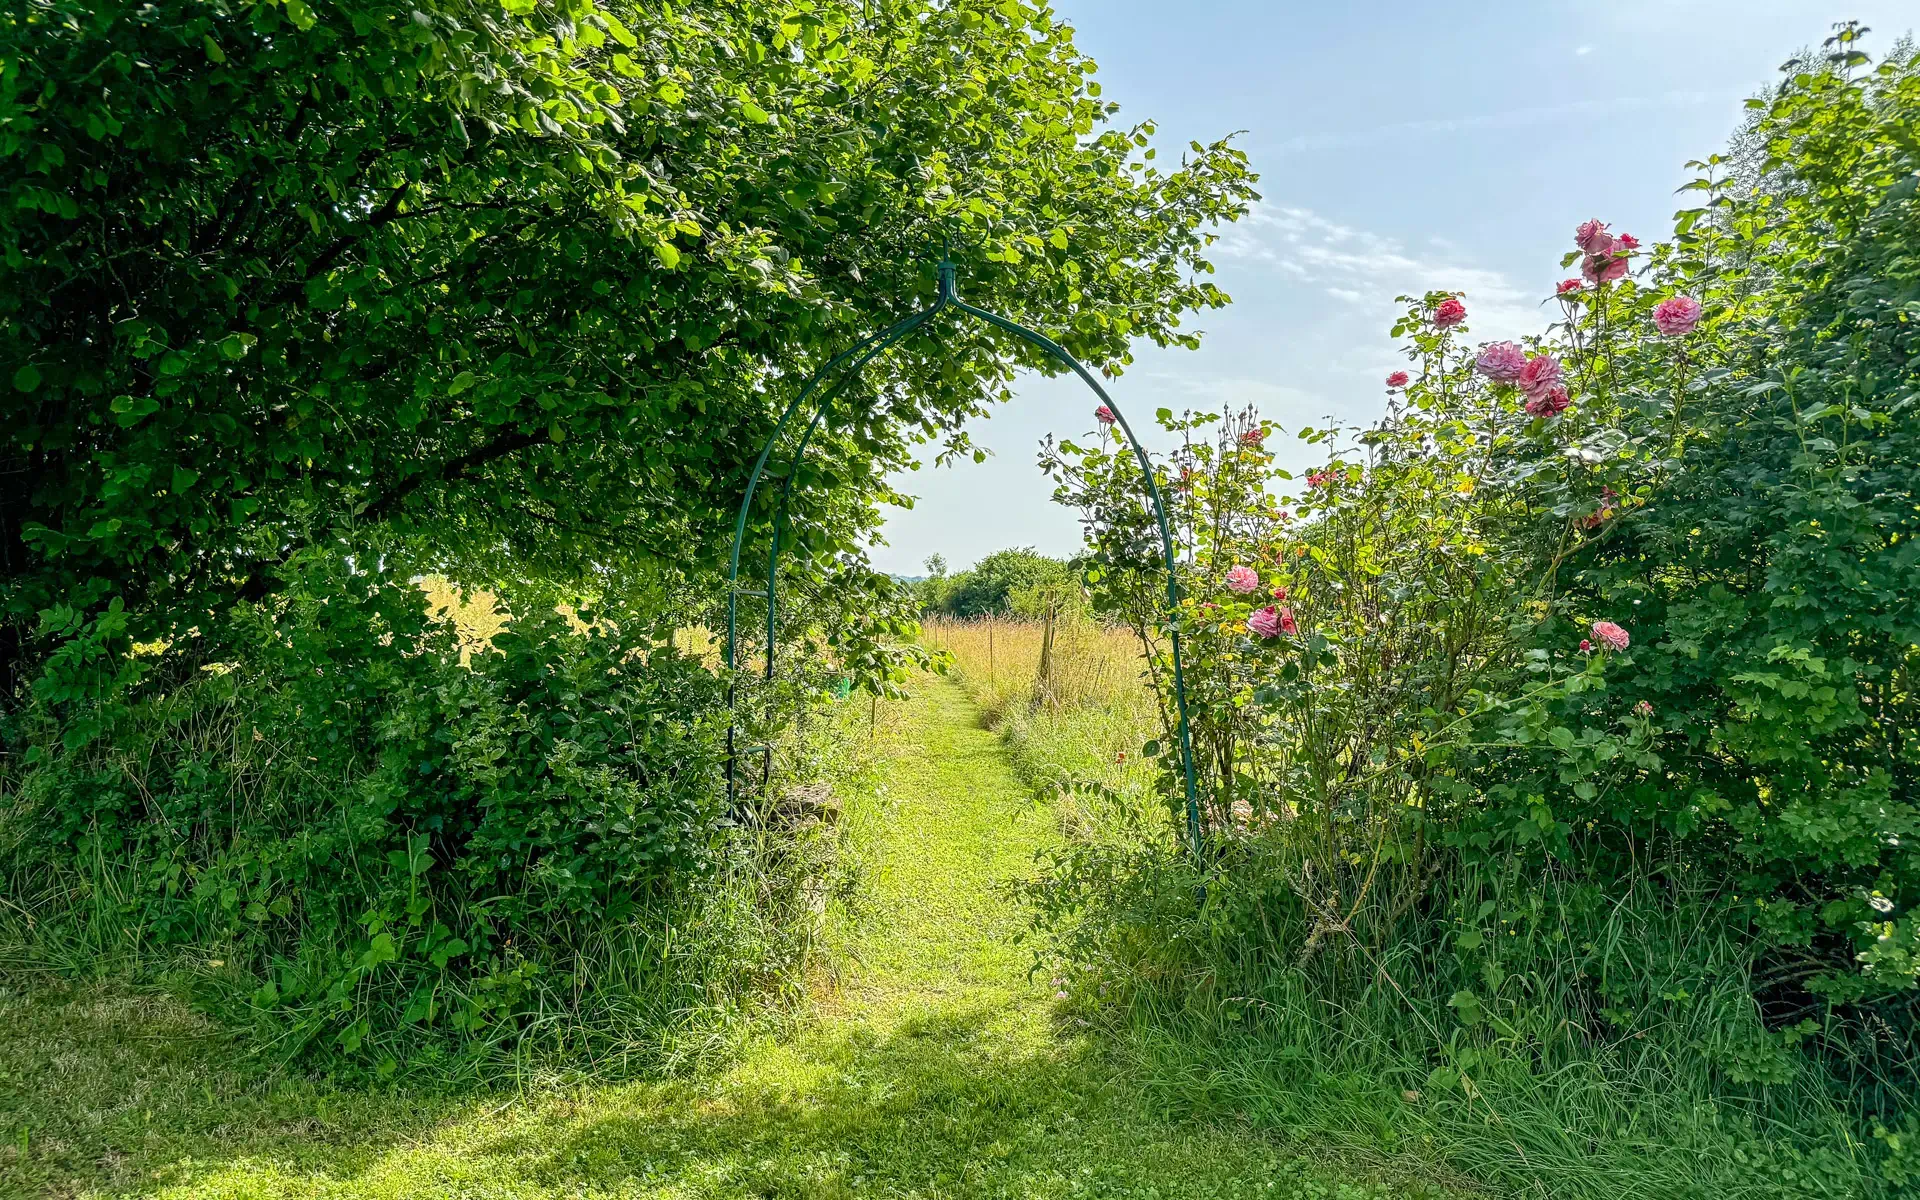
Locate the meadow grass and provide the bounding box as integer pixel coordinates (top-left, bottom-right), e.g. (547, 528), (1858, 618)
(0, 678), (1456, 1199)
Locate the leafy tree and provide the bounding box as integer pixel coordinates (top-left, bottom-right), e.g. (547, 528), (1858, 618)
(0, 0), (1257, 696)
(933, 546), (1072, 617)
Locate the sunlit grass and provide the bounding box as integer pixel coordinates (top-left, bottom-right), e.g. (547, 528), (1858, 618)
(0, 680), (1454, 1199)
(926, 615), (1172, 843)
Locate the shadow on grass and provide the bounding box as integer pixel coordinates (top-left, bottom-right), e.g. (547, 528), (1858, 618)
(3, 977), (1456, 1199)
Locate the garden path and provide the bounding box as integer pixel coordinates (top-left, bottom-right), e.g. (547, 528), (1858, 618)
(8, 678), (1416, 1199)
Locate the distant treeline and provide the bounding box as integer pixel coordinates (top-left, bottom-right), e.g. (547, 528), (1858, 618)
(911, 548), (1080, 619)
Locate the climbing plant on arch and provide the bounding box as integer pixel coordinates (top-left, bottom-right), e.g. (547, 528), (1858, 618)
(725, 260), (1204, 861)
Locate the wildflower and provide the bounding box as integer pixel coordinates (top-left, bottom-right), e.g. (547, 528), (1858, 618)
(1224, 565), (1260, 594)
(1517, 354), (1564, 401)
(1652, 295), (1703, 337)
(1248, 606), (1283, 639)
(1634, 700), (1654, 717)
(1575, 218), (1613, 254)
(1580, 639), (1593, 653)
(1591, 620), (1630, 651)
(1474, 341), (1527, 383)
(1557, 279), (1584, 296)
(1524, 385), (1570, 417)
(1432, 297), (1467, 328)
(1095, 405), (1116, 425)
(1386, 370), (1410, 388)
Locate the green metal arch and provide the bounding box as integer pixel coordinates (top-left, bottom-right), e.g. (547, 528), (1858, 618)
(725, 260), (1204, 863)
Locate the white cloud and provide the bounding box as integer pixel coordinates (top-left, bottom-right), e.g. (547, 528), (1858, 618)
(1215, 202), (1543, 345)
(1576, 44), (1594, 56)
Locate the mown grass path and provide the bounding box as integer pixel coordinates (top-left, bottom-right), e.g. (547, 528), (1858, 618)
(4, 678), (1424, 1199)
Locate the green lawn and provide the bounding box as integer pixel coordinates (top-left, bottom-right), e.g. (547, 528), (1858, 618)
(1, 679), (1457, 1199)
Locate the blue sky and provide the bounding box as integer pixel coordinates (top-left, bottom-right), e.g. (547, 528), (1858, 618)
(870, 1), (1917, 575)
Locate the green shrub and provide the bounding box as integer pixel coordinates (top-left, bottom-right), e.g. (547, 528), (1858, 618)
(1024, 26), (1918, 1194)
(1, 553), (839, 1075)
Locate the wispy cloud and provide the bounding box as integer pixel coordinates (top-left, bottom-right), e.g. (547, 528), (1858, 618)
(1269, 89), (1720, 156)
(1215, 204), (1543, 347)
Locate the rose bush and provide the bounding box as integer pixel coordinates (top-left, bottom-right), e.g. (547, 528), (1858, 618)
(1029, 27), (1918, 1188)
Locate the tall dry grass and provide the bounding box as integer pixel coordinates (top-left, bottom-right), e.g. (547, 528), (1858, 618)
(923, 615), (1168, 841)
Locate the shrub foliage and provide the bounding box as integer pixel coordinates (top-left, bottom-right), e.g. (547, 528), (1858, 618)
(1032, 27), (1918, 1190)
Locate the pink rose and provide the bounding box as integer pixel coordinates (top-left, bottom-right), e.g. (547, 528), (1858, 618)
(1271, 586), (1288, 601)
(1240, 427), (1266, 446)
(1524, 385), (1570, 417)
(1474, 341), (1527, 383)
(1279, 606), (1298, 635)
(1386, 370), (1410, 388)
(1517, 354), (1563, 400)
(1652, 295), (1703, 337)
(1575, 218), (1613, 254)
(1615, 233), (1641, 251)
(1634, 699), (1654, 717)
(1556, 279), (1584, 296)
(1582, 251), (1628, 285)
(1590, 620), (1630, 651)
(1248, 605), (1282, 639)
(1306, 470), (1331, 488)
(1095, 405), (1116, 425)
(1224, 565), (1260, 594)
(1580, 639), (1593, 653)
(1432, 297), (1467, 328)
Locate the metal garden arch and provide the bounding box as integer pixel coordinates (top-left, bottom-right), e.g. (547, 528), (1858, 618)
(724, 259), (1204, 861)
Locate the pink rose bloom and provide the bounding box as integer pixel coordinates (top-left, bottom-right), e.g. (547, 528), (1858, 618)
(1432, 297), (1467, 328)
(1615, 232), (1641, 251)
(1271, 586), (1288, 601)
(1517, 354), (1563, 400)
(1556, 279), (1584, 296)
(1240, 427), (1266, 446)
(1652, 295), (1703, 337)
(1247, 605), (1282, 639)
(1524, 385), (1570, 417)
(1575, 218), (1613, 254)
(1279, 606), (1298, 635)
(1224, 565), (1260, 594)
(1386, 370), (1410, 388)
(1306, 470), (1331, 488)
(1582, 251), (1628, 285)
(1580, 639), (1593, 653)
(1474, 341), (1527, 383)
(1591, 620), (1630, 651)
(1095, 405), (1116, 425)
